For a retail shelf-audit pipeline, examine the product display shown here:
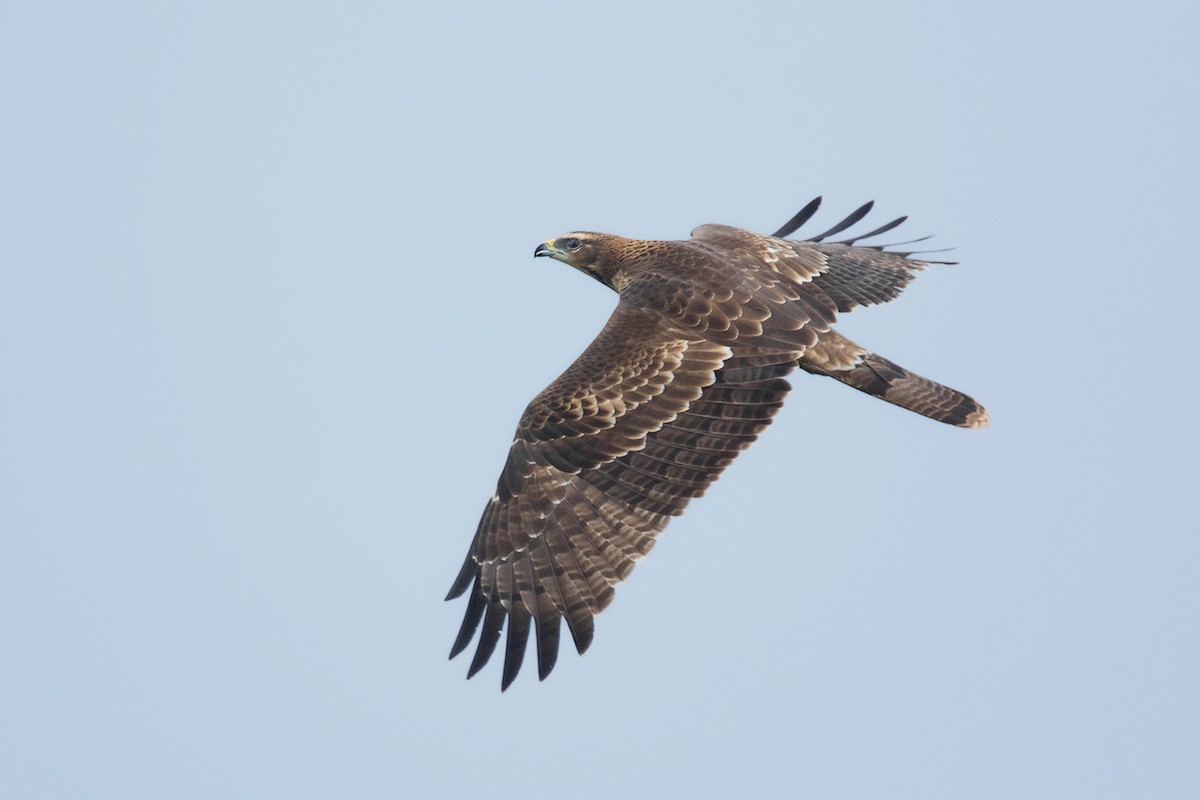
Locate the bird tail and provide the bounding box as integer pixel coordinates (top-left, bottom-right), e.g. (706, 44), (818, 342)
(799, 331), (989, 429)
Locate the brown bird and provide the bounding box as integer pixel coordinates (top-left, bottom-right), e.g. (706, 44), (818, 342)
(446, 198), (988, 689)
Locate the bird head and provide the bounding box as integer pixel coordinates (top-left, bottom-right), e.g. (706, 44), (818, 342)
(534, 232), (621, 288)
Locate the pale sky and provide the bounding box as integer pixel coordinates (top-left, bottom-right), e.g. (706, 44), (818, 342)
(2, 1), (1197, 798)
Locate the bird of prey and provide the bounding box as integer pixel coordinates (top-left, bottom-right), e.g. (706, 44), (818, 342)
(446, 198), (988, 690)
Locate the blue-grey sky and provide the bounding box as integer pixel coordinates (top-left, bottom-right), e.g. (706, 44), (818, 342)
(2, 1), (1197, 798)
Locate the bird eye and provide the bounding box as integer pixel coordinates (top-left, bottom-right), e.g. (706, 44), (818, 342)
(565, 237), (582, 251)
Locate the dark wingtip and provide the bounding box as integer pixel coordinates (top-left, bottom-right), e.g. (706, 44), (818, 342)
(449, 587), (486, 660)
(834, 214), (908, 245)
(771, 196), (823, 238)
(466, 604), (505, 679)
(500, 610), (531, 691)
(575, 626), (595, 655)
(535, 613), (561, 681)
(465, 653), (489, 680)
(448, 636), (469, 661)
(809, 200), (875, 242)
(563, 610), (595, 656)
(445, 554), (477, 601)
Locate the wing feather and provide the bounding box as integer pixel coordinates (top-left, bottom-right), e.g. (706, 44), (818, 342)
(467, 601), (505, 679)
(501, 589), (531, 691)
(532, 590), (562, 681)
(833, 214), (907, 244)
(808, 200), (875, 242)
(447, 338), (801, 689)
(695, 206), (948, 314)
(542, 516), (596, 654)
(770, 196), (823, 238)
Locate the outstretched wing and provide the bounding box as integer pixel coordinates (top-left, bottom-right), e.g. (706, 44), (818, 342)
(446, 301), (734, 689)
(775, 197), (955, 312)
(446, 284), (815, 690)
(695, 198), (952, 317)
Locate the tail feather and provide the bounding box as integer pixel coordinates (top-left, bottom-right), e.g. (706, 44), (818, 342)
(799, 331), (989, 429)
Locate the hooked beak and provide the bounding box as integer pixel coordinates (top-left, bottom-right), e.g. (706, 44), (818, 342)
(534, 240), (560, 259)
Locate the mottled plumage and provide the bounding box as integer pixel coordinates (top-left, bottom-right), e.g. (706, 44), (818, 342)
(447, 199), (988, 689)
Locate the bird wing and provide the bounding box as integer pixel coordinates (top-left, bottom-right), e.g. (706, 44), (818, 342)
(446, 287), (816, 689)
(447, 300), (732, 689)
(695, 198), (951, 313)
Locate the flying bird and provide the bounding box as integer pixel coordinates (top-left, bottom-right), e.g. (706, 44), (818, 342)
(446, 198), (988, 690)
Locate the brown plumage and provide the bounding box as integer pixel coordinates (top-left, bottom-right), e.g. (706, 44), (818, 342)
(447, 198), (988, 689)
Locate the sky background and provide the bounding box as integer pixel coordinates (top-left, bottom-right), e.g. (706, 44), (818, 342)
(2, 1), (1198, 798)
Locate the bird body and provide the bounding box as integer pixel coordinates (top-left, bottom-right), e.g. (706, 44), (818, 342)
(448, 199), (988, 689)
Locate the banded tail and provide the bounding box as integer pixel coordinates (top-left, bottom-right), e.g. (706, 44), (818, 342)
(799, 329), (989, 429)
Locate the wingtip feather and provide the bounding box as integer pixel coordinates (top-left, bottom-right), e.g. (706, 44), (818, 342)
(809, 200), (875, 242)
(500, 609), (531, 690)
(466, 603), (505, 679)
(770, 196), (823, 238)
